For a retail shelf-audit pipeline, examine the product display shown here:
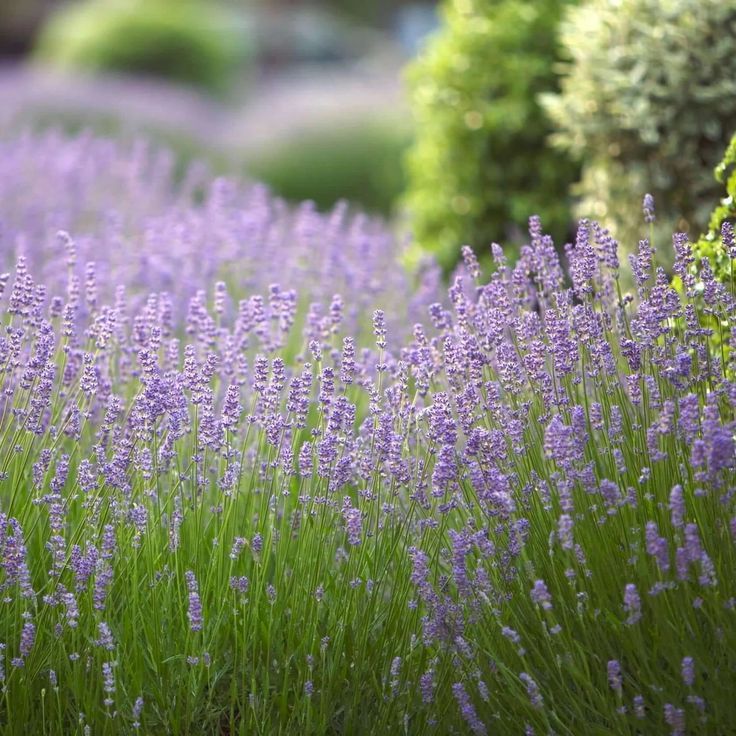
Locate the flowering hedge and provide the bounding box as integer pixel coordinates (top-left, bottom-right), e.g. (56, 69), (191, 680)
(0, 135), (734, 734)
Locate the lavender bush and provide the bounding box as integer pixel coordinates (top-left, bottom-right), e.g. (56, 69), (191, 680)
(0, 130), (438, 345)
(0, 135), (734, 734)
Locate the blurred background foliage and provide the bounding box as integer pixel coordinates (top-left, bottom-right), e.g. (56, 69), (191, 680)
(694, 131), (736, 281)
(403, 0), (579, 271)
(2, 0), (736, 273)
(246, 119), (411, 215)
(1, 0), (423, 218)
(35, 0), (251, 96)
(543, 0), (736, 262)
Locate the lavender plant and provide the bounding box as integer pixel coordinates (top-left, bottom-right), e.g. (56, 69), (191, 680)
(0, 135), (734, 734)
(0, 130), (438, 345)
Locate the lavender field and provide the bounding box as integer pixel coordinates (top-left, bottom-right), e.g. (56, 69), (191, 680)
(0, 131), (734, 735)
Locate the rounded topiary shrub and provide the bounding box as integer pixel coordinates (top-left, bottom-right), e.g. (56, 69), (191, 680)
(246, 119), (410, 216)
(34, 0), (249, 96)
(403, 0), (579, 270)
(543, 0), (736, 256)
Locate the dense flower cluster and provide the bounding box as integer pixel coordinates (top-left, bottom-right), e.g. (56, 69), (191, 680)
(0, 137), (734, 734)
(0, 130), (439, 345)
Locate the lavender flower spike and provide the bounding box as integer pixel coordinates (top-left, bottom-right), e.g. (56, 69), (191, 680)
(530, 579), (553, 610)
(185, 571), (203, 632)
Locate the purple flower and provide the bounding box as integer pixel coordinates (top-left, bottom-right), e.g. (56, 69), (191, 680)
(221, 383), (242, 430)
(723, 221), (736, 259)
(389, 656), (402, 697)
(623, 584), (642, 625)
(340, 337), (355, 385)
(530, 580), (552, 610)
(645, 522), (670, 572)
(19, 619), (35, 658)
(185, 570), (203, 632)
(373, 310), (387, 350)
(452, 682), (487, 735)
(633, 695), (645, 718)
(132, 695), (144, 728)
(2, 518), (35, 599)
(102, 661), (116, 708)
(4, 130), (736, 733)
(94, 562), (114, 612)
(544, 307), (578, 377)
(569, 220), (597, 298)
(681, 656), (695, 687)
(420, 669), (435, 704)
(558, 514), (574, 550)
(449, 529), (472, 598)
(251, 533), (263, 554)
(519, 672), (544, 710)
(669, 485), (684, 529)
(96, 622), (115, 651)
(491, 242), (506, 266)
(663, 703), (685, 736)
(672, 233), (695, 292)
(342, 500), (362, 546)
(461, 245), (480, 279)
(432, 445), (457, 497)
(544, 416), (582, 470)
(683, 524), (702, 563)
(642, 193), (656, 223)
(599, 479), (620, 509)
(230, 537), (246, 560)
(230, 576), (249, 595)
(607, 660), (622, 694)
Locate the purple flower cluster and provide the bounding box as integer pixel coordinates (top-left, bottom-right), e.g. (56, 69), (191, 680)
(0, 133), (436, 348)
(0, 137), (734, 734)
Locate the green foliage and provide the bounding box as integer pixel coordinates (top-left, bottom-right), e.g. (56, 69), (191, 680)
(34, 0), (249, 96)
(694, 132), (736, 278)
(246, 120), (410, 216)
(404, 0), (579, 270)
(543, 0), (736, 256)
(319, 0), (395, 27)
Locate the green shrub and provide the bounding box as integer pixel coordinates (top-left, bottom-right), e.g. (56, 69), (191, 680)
(34, 0), (249, 96)
(543, 0), (736, 257)
(694, 132), (736, 281)
(246, 119), (410, 216)
(403, 0), (579, 270)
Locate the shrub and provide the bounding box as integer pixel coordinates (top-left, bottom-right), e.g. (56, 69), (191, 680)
(245, 119), (411, 216)
(543, 0), (736, 258)
(694, 132), (736, 282)
(403, 0), (579, 270)
(34, 0), (249, 96)
(0, 132), (735, 734)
